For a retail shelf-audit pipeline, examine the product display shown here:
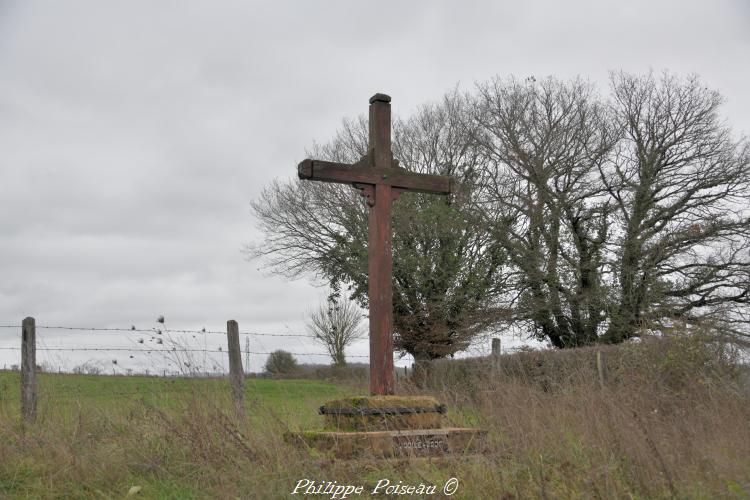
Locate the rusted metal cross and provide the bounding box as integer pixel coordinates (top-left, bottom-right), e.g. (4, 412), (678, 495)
(297, 93), (453, 395)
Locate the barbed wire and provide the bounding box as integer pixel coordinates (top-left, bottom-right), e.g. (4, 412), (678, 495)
(0, 324), (313, 338)
(0, 321), (371, 363)
(0, 345), (368, 358)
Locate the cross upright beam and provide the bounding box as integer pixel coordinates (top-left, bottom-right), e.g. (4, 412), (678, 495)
(367, 94), (395, 395)
(297, 93), (453, 395)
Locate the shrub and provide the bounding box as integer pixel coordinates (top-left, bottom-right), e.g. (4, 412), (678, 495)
(264, 350), (298, 376)
(72, 361), (103, 375)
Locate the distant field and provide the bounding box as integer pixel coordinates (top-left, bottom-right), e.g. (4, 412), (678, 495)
(0, 371), (355, 429)
(1, 337), (749, 499)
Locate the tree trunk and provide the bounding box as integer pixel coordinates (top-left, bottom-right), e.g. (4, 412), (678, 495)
(410, 354), (433, 388)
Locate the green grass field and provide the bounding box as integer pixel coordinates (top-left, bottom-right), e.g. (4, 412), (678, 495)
(0, 371), (355, 430)
(1, 338), (749, 499)
(0, 372), (368, 499)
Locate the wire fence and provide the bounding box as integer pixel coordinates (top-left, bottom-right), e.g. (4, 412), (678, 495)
(0, 320), (382, 408)
(1, 324), (316, 337)
(0, 317), (517, 425)
(0, 317), (388, 423)
(0, 324), (369, 370)
(0, 317), (438, 425)
(0, 321), (518, 377)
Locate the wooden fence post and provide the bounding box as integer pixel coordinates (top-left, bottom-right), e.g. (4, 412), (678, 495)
(492, 338), (501, 356)
(491, 337), (502, 375)
(227, 320), (245, 419)
(596, 350), (606, 389)
(21, 317), (37, 423)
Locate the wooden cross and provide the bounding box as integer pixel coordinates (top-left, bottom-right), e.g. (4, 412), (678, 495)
(297, 93), (453, 395)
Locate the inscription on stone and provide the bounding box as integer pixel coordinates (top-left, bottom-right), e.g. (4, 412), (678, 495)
(394, 434), (449, 453)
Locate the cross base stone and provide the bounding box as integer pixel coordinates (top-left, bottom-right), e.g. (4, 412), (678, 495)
(287, 427), (487, 459)
(321, 395), (444, 431)
(287, 395), (487, 458)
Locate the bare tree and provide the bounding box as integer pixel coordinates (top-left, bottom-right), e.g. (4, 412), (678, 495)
(248, 90), (508, 361)
(72, 361), (103, 375)
(471, 76), (618, 347)
(307, 295), (365, 366)
(250, 73), (750, 351)
(601, 72), (750, 342)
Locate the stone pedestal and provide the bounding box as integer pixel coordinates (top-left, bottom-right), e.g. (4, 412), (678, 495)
(287, 395), (486, 458)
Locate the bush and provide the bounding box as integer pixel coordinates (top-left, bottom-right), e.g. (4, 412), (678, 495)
(72, 361), (103, 375)
(312, 363), (368, 385)
(264, 350), (298, 376)
(412, 334), (741, 395)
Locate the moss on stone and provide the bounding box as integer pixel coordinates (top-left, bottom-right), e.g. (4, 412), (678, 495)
(324, 395), (440, 409)
(321, 395), (444, 431)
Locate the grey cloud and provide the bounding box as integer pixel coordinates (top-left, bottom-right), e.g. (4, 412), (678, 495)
(1, 0), (748, 372)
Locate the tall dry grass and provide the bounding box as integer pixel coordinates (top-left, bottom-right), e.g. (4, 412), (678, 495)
(0, 335), (748, 498)
(410, 335), (750, 498)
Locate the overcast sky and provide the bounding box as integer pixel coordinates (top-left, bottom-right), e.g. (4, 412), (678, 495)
(1, 0), (748, 373)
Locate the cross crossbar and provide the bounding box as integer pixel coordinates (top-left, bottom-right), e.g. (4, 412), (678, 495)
(297, 159), (452, 195)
